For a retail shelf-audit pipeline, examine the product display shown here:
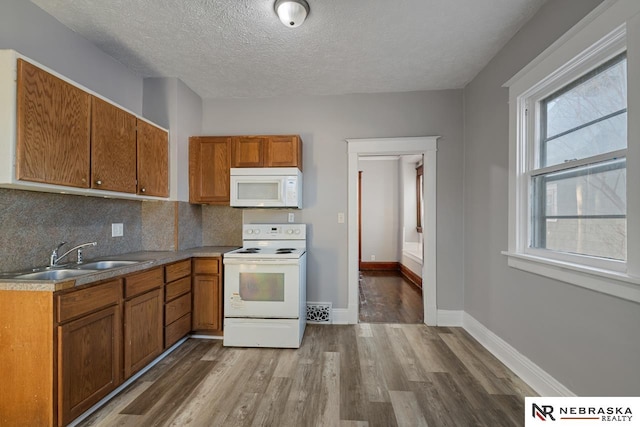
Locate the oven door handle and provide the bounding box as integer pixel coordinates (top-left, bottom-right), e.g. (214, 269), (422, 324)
(223, 258), (300, 265)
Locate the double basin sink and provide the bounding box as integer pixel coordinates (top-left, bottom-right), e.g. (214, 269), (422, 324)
(1, 260), (142, 281)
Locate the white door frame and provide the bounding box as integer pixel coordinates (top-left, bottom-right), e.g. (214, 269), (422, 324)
(346, 136), (439, 325)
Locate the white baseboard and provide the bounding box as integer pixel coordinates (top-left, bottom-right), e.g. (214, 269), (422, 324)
(462, 313), (574, 397)
(332, 308), (350, 324)
(437, 309), (464, 326)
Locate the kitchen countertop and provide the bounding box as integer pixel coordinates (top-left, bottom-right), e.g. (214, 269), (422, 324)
(0, 246), (239, 292)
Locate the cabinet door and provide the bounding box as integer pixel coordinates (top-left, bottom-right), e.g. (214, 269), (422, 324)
(189, 136), (231, 204)
(91, 97), (137, 193)
(58, 305), (121, 426)
(123, 288), (163, 379)
(231, 136), (266, 167)
(267, 135), (302, 169)
(192, 275), (221, 331)
(137, 119), (169, 197)
(16, 59), (91, 188)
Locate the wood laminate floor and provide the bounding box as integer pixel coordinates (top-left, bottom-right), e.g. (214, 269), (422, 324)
(79, 324), (535, 427)
(359, 271), (424, 324)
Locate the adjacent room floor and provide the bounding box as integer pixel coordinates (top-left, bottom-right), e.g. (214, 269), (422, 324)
(78, 324), (535, 427)
(359, 270), (424, 323)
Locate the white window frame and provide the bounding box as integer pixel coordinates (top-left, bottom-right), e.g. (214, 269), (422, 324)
(504, 0), (640, 303)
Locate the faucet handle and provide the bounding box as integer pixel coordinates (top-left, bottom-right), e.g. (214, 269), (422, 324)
(50, 241), (68, 266)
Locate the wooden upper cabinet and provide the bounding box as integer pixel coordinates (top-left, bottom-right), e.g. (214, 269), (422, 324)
(137, 119), (169, 197)
(91, 97), (137, 193)
(231, 136), (267, 167)
(231, 135), (302, 170)
(189, 136), (231, 205)
(267, 135), (302, 169)
(16, 59), (91, 188)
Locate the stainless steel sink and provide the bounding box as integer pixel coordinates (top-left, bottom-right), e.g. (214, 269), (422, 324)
(79, 260), (140, 270)
(15, 269), (96, 280)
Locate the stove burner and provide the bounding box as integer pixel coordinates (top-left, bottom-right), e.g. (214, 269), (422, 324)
(276, 250), (293, 254)
(276, 248), (296, 252)
(237, 248), (261, 254)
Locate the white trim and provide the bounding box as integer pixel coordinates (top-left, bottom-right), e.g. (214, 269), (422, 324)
(331, 308), (350, 325)
(190, 334), (223, 340)
(462, 313), (574, 397)
(503, 251), (640, 303)
(436, 310), (463, 327)
(347, 136), (439, 326)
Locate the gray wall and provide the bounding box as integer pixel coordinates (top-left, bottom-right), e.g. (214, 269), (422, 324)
(463, 0), (640, 395)
(202, 90), (464, 310)
(0, 0), (143, 114)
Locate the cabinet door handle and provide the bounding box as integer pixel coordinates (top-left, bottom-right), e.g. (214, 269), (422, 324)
(95, 180), (102, 186)
(140, 187), (146, 193)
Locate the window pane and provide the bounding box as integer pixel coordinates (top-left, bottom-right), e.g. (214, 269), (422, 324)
(544, 55), (627, 138)
(544, 113), (626, 167)
(541, 54), (627, 168)
(532, 158), (626, 260)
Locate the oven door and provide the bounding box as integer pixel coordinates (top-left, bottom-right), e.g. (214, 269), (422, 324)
(224, 258), (300, 318)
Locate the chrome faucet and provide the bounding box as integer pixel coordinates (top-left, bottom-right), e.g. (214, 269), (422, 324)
(50, 241), (97, 267)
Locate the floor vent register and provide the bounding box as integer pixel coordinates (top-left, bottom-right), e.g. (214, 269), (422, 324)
(306, 302), (332, 323)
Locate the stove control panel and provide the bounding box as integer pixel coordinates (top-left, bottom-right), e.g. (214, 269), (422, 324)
(243, 224), (306, 240)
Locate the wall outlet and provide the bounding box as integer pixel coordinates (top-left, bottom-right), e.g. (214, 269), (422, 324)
(288, 212), (295, 223)
(337, 212), (345, 223)
(112, 223), (123, 237)
(371, 255), (376, 261)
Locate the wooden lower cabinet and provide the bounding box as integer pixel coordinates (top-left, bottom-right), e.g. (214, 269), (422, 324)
(123, 287), (164, 379)
(0, 257), (224, 426)
(192, 257), (222, 334)
(57, 305), (121, 426)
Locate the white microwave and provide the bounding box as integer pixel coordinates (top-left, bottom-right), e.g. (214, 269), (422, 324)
(230, 167), (302, 208)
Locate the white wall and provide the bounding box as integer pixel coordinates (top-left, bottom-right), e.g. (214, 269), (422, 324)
(202, 90), (464, 310)
(359, 158), (400, 263)
(464, 0), (640, 395)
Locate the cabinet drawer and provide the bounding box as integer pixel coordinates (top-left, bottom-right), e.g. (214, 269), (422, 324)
(193, 258), (220, 275)
(57, 279), (121, 323)
(165, 292), (191, 325)
(165, 313), (191, 349)
(124, 267), (163, 299)
(165, 276), (191, 302)
(165, 260), (191, 283)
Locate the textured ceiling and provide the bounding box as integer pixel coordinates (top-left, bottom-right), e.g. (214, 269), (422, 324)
(30, 0), (547, 99)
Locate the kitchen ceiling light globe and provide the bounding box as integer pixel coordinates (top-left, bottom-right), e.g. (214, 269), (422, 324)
(275, 0), (310, 28)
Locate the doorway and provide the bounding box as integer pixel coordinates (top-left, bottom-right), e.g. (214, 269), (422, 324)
(358, 155), (424, 323)
(346, 136), (438, 325)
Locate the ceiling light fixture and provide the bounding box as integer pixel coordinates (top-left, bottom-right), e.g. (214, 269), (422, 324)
(274, 0), (310, 28)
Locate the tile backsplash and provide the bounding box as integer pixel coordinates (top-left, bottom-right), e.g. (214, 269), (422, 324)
(0, 188), (143, 272)
(0, 189), (243, 272)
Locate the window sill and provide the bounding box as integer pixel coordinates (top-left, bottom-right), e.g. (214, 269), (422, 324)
(501, 251), (640, 303)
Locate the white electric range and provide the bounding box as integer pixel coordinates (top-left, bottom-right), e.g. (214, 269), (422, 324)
(223, 224), (307, 348)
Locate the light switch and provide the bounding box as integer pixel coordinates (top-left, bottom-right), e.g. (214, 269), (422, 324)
(337, 212), (345, 223)
(288, 212), (295, 223)
(112, 223), (123, 237)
